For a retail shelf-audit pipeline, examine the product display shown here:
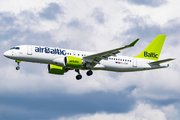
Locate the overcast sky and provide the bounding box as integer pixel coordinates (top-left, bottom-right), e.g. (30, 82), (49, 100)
(0, 0), (180, 120)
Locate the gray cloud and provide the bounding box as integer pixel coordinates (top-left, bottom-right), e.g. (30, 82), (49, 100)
(0, 12), (15, 28)
(164, 18), (180, 37)
(91, 8), (105, 24)
(0, 92), (135, 120)
(68, 18), (83, 29)
(125, 0), (167, 7)
(123, 16), (162, 40)
(39, 3), (64, 20)
(122, 15), (180, 48)
(0, 11), (50, 44)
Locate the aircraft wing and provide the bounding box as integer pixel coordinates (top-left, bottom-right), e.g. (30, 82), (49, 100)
(83, 38), (139, 67)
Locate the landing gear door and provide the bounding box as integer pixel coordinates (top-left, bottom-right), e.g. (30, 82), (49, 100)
(27, 45), (32, 55)
(133, 58), (137, 67)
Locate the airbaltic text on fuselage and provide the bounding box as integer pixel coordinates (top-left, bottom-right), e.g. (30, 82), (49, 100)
(35, 47), (66, 55)
(144, 51), (158, 58)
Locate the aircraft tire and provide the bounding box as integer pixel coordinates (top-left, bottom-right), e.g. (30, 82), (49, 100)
(76, 75), (82, 80)
(86, 70), (93, 76)
(16, 66), (20, 70)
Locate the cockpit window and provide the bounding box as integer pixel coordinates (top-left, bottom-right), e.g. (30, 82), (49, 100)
(10, 47), (15, 50)
(10, 47), (20, 50)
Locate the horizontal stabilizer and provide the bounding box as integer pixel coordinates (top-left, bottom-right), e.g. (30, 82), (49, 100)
(149, 58), (175, 65)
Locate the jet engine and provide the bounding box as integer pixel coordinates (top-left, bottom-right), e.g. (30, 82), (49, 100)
(48, 64), (65, 75)
(52, 56), (82, 68)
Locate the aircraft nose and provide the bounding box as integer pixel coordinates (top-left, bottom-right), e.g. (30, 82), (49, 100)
(3, 51), (11, 57)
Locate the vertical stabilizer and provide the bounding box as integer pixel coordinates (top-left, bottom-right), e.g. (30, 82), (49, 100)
(134, 35), (166, 61)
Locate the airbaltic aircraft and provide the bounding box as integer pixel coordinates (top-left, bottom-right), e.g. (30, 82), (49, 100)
(4, 35), (174, 80)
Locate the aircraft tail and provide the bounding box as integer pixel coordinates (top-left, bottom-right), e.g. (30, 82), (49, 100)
(134, 35), (166, 61)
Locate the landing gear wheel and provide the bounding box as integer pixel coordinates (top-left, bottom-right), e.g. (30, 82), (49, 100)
(16, 66), (20, 70)
(75, 69), (82, 80)
(86, 70), (93, 76)
(15, 60), (21, 70)
(76, 75), (82, 80)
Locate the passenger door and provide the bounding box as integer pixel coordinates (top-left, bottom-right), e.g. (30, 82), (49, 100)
(27, 45), (32, 55)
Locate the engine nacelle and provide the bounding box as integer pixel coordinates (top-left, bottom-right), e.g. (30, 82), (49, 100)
(48, 64), (65, 75)
(65, 56), (82, 68)
(52, 57), (66, 66)
(52, 56), (82, 68)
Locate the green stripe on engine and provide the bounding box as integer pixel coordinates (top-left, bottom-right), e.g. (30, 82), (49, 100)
(49, 64), (65, 75)
(66, 56), (82, 68)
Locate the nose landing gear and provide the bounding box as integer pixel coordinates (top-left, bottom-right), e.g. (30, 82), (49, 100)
(15, 60), (21, 70)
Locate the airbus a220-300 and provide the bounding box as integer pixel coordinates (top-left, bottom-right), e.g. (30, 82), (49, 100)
(4, 35), (175, 80)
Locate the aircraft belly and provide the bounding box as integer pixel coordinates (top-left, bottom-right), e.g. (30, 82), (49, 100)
(99, 60), (159, 72)
(99, 60), (134, 72)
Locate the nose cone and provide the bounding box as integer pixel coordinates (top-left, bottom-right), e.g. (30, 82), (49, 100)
(3, 50), (11, 58)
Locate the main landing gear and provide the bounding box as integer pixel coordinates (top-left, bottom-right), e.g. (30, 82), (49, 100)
(75, 69), (93, 80)
(75, 69), (82, 80)
(15, 60), (21, 70)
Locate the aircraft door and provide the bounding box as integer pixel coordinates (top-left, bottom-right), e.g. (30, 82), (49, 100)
(133, 58), (137, 67)
(27, 45), (32, 55)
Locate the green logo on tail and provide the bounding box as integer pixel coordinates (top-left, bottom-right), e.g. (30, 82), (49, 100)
(144, 51), (158, 59)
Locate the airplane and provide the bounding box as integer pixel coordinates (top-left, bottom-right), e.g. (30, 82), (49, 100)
(3, 34), (175, 80)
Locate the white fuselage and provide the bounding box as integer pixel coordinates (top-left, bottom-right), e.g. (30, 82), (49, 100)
(4, 45), (168, 72)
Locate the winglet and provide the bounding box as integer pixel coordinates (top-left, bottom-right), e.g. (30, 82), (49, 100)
(128, 38), (139, 47)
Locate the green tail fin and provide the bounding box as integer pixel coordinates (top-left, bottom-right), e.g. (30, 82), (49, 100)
(134, 35), (166, 61)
